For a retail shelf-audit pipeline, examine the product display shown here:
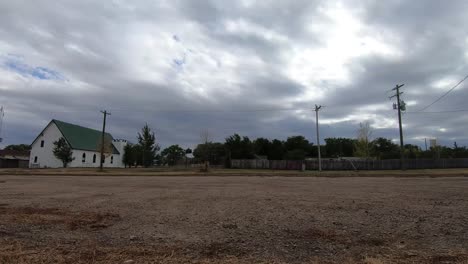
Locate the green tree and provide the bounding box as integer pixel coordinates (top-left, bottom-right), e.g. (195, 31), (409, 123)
(372, 137), (399, 159)
(137, 123), (159, 167)
(53, 137), (74, 168)
(193, 142), (226, 165)
(267, 139), (285, 160)
(284, 136), (310, 152)
(439, 146), (455, 159)
(4, 144), (31, 152)
(132, 144), (143, 166)
(225, 134), (254, 159)
(161, 145), (186, 166)
(452, 142), (468, 158)
(253, 138), (271, 157)
(404, 144), (422, 159)
(284, 149), (307, 160)
(324, 138), (356, 158)
(122, 143), (135, 168)
(284, 136), (313, 159)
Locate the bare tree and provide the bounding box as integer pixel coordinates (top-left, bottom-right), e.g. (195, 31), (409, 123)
(354, 121), (373, 159)
(199, 130), (212, 172)
(96, 137), (113, 164)
(200, 130), (212, 145)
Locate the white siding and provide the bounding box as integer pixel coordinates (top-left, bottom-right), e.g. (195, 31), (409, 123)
(69, 150), (123, 168)
(70, 150), (99, 168)
(111, 140), (127, 168)
(29, 122), (64, 168)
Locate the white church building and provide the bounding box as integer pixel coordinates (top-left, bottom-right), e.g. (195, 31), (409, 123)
(29, 119), (127, 168)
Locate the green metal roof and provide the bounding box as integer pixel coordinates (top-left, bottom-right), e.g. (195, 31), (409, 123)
(52, 120), (119, 154)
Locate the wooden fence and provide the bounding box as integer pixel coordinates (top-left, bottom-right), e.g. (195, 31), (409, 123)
(230, 158), (468, 170)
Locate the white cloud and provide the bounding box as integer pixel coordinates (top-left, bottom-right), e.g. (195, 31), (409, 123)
(287, 3), (401, 90)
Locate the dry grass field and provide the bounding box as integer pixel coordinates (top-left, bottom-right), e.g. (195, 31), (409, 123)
(1, 170), (468, 263)
(2, 167), (468, 177)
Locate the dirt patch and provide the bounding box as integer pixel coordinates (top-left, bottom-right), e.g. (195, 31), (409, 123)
(305, 228), (342, 242)
(200, 241), (248, 258)
(0, 206), (120, 231)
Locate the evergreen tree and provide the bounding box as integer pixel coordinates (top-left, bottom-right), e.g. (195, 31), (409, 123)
(53, 137), (74, 168)
(137, 123), (159, 167)
(122, 143), (135, 168)
(225, 134), (255, 159)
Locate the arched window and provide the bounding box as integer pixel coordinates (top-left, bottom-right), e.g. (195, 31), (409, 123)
(82, 153), (86, 163)
(93, 154), (96, 163)
(111, 156), (114, 164)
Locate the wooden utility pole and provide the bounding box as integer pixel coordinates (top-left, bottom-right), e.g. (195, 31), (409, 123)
(315, 105), (322, 172)
(100, 110), (111, 171)
(390, 84), (405, 170)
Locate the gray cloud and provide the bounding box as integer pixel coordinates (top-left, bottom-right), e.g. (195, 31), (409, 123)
(1, 0), (468, 150)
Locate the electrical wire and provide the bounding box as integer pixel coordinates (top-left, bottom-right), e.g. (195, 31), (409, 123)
(416, 74), (468, 112)
(406, 109), (468, 114)
(109, 107), (315, 113)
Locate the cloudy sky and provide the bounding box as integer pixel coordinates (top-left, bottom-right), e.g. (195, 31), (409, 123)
(1, 0), (468, 150)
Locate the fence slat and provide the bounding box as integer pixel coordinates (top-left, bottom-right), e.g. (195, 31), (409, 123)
(230, 159), (468, 170)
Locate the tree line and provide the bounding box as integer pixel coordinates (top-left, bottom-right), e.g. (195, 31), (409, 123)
(190, 135), (468, 165)
(5, 122), (468, 167)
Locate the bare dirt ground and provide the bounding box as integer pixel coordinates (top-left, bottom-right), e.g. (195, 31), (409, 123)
(0, 174), (467, 263)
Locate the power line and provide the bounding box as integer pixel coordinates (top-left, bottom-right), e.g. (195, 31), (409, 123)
(109, 107), (316, 114)
(24, 106), (318, 114)
(406, 109), (468, 114)
(416, 74), (468, 112)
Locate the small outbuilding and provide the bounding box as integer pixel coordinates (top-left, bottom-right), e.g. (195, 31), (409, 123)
(0, 149), (30, 168)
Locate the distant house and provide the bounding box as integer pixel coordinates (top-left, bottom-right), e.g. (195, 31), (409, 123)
(0, 149), (30, 168)
(29, 119), (127, 168)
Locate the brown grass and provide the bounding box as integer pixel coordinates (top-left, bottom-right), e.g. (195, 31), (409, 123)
(363, 257), (386, 264)
(1, 167), (468, 178)
(0, 206), (119, 231)
(0, 242), (399, 264)
(0, 242), (292, 264)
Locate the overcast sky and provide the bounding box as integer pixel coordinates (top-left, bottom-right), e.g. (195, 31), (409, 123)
(1, 0), (468, 150)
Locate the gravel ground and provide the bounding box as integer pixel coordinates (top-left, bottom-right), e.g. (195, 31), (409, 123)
(0, 175), (467, 263)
